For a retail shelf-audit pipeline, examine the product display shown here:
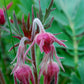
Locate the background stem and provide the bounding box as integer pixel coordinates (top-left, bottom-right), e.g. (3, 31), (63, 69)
(70, 21), (78, 69)
(0, 70), (6, 84)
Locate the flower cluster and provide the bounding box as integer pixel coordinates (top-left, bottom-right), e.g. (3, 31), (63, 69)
(23, 18), (66, 84)
(11, 18), (67, 84)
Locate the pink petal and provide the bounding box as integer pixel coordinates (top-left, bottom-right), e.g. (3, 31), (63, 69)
(13, 36), (21, 40)
(53, 32), (62, 35)
(44, 75), (48, 84)
(39, 39), (44, 53)
(54, 37), (67, 47)
(23, 40), (35, 63)
(23, 76), (27, 84)
(14, 76), (17, 84)
(27, 80), (30, 84)
(52, 46), (65, 71)
(55, 73), (58, 84)
(7, 2), (13, 10)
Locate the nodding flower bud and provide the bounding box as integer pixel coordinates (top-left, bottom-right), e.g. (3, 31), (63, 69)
(38, 61), (59, 84)
(11, 37), (34, 84)
(23, 18), (66, 73)
(0, 9), (5, 25)
(24, 18), (67, 62)
(14, 64), (35, 84)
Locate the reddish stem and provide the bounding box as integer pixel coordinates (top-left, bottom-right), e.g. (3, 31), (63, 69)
(0, 70), (6, 84)
(31, 45), (38, 84)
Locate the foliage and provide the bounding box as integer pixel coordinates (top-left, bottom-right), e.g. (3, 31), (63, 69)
(0, 0), (84, 84)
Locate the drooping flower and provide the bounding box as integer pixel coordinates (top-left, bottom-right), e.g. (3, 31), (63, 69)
(11, 37), (35, 84)
(0, 2), (13, 25)
(38, 55), (59, 84)
(14, 64), (35, 84)
(24, 18), (67, 71)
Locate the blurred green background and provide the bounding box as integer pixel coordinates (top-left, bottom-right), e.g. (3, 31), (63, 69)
(0, 0), (84, 84)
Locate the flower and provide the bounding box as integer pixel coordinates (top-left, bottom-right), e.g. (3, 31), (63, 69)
(14, 64), (35, 84)
(38, 60), (59, 84)
(11, 37), (35, 84)
(24, 18), (66, 71)
(0, 2), (13, 25)
(0, 9), (5, 25)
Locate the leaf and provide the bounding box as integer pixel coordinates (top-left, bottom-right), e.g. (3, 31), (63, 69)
(34, 0), (51, 14)
(59, 0), (80, 21)
(71, 72), (81, 84)
(18, 0), (33, 16)
(18, 4), (28, 15)
(71, 61), (84, 84)
(74, 0), (84, 29)
(78, 36), (84, 51)
(51, 9), (69, 26)
(78, 61), (84, 84)
(59, 50), (75, 67)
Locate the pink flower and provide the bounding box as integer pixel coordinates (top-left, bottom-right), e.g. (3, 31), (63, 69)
(0, 9), (5, 25)
(11, 37), (35, 84)
(24, 18), (66, 55)
(24, 18), (66, 71)
(14, 64), (35, 84)
(0, 2), (13, 25)
(38, 60), (59, 84)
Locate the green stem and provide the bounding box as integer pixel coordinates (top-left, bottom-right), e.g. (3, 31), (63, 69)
(0, 37), (10, 84)
(70, 21), (78, 69)
(4, 0), (16, 56)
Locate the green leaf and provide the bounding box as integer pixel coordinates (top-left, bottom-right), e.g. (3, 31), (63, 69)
(34, 0), (51, 14)
(74, 0), (84, 29)
(59, 50), (75, 67)
(47, 21), (73, 50)
(59, 0), (80, 21)
(78, 61), (84, 84)
(78, 36), (84, 51)
(18, 0), (33, 16)
(51, 9), (69, 26)
(71, 72), (81, 84)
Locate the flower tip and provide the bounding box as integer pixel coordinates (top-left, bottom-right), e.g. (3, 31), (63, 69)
(63, 44), (67, 48)
(7, 2), (13, 10)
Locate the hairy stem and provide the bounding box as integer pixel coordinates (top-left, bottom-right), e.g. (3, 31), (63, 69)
(31, 45), (38, 84)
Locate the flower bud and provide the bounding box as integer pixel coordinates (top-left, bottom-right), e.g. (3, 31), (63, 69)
(0, 9), (5, 25)
(14, 64), (35, 84)
(38, 61), (59, 84)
